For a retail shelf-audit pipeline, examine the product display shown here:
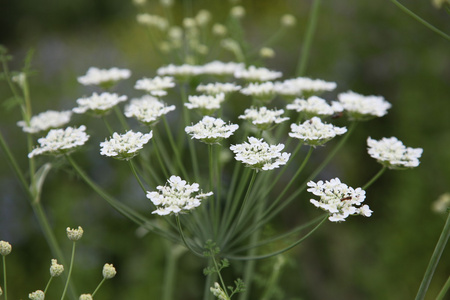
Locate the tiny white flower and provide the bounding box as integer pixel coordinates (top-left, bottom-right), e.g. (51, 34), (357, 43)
(66, 226), (84, 241)
(50, 259), (64, 277)
(79, 294), (93, 300)
(280, 14), (297, 27)
(73, 92), (127, 116)
(195, 10), (212, 26)
(157, 64), (203, 78)
(289, 117), (347, 147)
(17, 110), (72, 134)
(125, 95), (175, 126)
(230, 6), (246, 19)
(240, 82), (276, 103)
(147, 175), (213, 215)
(29, 290), (45, 300)
(210, 282), (229, 300)
(334, 91), (391, 121)
(134, 76), (175, 96)
(234, 66), (282, 82)
(259, 47), (275, 58)
(77, 67), (131, 88)
(230, 137), (290, 171)
(212, 23), (227, 36)
(196, 82), (241, 95)
(367, 137), (423, 169)
(239, 106), (289, 131)
(286, 96), (342, 119)
(274, 77), (337, 99)
(307, 178), (369, 222)
(185, 116), (239, 144)
(202, 61), (245, 76)
(0, 241), (12, 256)
(432, 193), (450, 214)
(100, 130), (153, 160)
(102, 263), (117, 279)
(28, 126), (90, 158)
(185, 93), (225, 115)
(136, 14), (169, 30)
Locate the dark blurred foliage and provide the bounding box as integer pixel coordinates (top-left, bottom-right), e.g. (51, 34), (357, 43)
(0, 0), (449, 299)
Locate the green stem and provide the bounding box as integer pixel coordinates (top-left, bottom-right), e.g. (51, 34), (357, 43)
(415, 212), (450, 300)
(61, 241), (76, 300)
(176, 215), (204, 258)
(102, 116), (114, 135)
(296, 0), (321, 76)
(436, 276), (450, 300)
(211, 256), (230, 299)
(390, 0), (450, 41)
(114, 106), (129, 130)
(162, 116), (189, 179)
(2, 256), (7, 300)
(362, 166), (387, 190)
(91, 278), (106, 297)
(162, 240), (184, 300)
(44, 277), (53, 294)
(129, 160), (147, 194)
(152, 135), (170, 179)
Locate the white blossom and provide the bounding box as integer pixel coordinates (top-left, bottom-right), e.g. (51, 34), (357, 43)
(289, 117), (347, 147)
(202, 61), (244, 76)
(185, 116), (238, 144)
(157, 64), (203, 78)
(196, 82), (241, 95)
(0, 241), (12, 256)
(102, 263), (117, 279)
(50, 259), (64, 277)
(73, 92), (127, 116)
(239, 106), (289, 131)
(286, 96), (342, 119)
(17, 110), (72, 134)
(334, 91), (391, 120)
(234, 66), (282, 82)
(136, 14), (169, 30)
(28, 290), (45, 300)
(125, 95), (175, 126)
(307, 178), (370, 222)
(230, 137), (290, 171)
(210, 282), (229, 300)
(147, 175), (213, 215)
(134, 76), (175, 96)
(240, 82), (276, 103)
(274, 77), (337, 99)
(79, 294), (93, 300)
(77, 67), (131, 87)
(367, 137), (423, 169)
(66, 226), (84, 241)
(100, 130), (153, 160)
(28, 126), (89, 158)
(185, 93), (225, 114)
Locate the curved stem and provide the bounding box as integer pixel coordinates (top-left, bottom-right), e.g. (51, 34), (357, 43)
(162, 116), (189, 179)
(415, 212), (450, 300)
(362, 166), (387, 190)
(102, 117), (114, 135)
(44, 277), (53, 294)
(61, 241), (76, 300)
(91, 278), (106, 297)
(436, 275), (450, 300)
(129, 160), (147, 194)
(113, 106), (129, 130)
(176, 215), (204, 258)
(2, 256), (7, 300)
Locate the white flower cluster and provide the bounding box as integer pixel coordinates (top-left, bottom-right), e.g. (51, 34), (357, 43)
(0, 240), (12, 256)
(307, 178), (371, 222)
(102, 263), (117, 279)
(17, 110), (72, 133)
(202, 61), (244, 76)
(157, 61), (245, 77)
(73, 92), (127, 115)
(230, 137), (290, 171)
(134, 76), (175, 96)
(185, 116), (239, 144)
(289, 117), (347, 147)
(157, 64), (204, 77)
(286, 96), (342, 119)
(136, 13), (169, 30)
(239, 106), (289, 130)
(77, 67), (131, 86)
(367, 137), (423, 169)
(66, 226), (84, 241)
(28, 126), (90, 158)
(185, 93), (225, 114)
(124, 95), (175, 126)
(28, 290), (45, 300)
(50, 259), (64, 277)
(147, 175), (213, 215)
(240, 82), (276, 102)
(234, 66), (282, 82)
(335, 91), (391, 120)
(274, 77), (337, 99)
(210, 282), (228, 300)
(100, 130), (153, 160)
(196, 82), (241, 95)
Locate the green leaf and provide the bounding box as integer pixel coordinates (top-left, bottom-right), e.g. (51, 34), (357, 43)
(32, 163), (52, 203)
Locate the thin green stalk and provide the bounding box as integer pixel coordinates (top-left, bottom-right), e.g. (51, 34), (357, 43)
(362, 166), (387, 190)
(61, 242), (76, 300)
(102, 116), (114, 135)
(296, 0), (322, 76)
(211, 256), (230, 299)
(129, 160), (147, 194)
(203, 266), (216, 300)
(2, 256), (7, 300)
(162, 240), (185, 300)
(436, 276), (450, 300)
(415, 212), (450, 300)
(162, 116), (189, 179)
(260, 256), (285, 300)
(44, 277), (53, 294)
(113, 106), (129, 130)
(390, 0), (450, 41)
(91, 278), (106, 297)
(176, 215), (204, 258)
(152, 134), (170, 178)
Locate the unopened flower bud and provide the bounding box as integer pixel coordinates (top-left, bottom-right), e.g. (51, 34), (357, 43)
(230, 6), (245, 18)
(50, 259), (64, 277)
(79, 294), (93, 300)
(102, 263), (117, 279)
(281, 14), (297, 27)
(212, 24), (227, 36)
(0, 241), (12, 256)
(259, 47), (275, 58)
(66, 226), (84, 241)
(0, 286), (3, 296)
(29, 290), (45, 300)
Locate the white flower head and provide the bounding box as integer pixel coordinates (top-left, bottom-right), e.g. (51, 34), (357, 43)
(210, 282), (228, 300)
(77, 67), (131, 88)
(17, 110), (72, 134)
(50, 259), (64, 277)
(289, 117), (347, 147)
(102, 263), (117, 279)
(335, 91), (391, 121)
(196, 82), (241, 95)
(230, 6), (246, 19)
(280, 14), (297, 27)
(79, 294), (93, 300)
(136, 14), (169, 30)
(230, 137), (290, 171)
(286, 96), (342, 119)
(234, 66), (282, 82)
(185, 116), (239, 144)
(367, 137), (423, 169)
(100, 130), (153, 161)
(29, 290), (45, 300)
(185, 93), (225, 115)
(157, 64), (203, 78)
(274, 77), (337, 100)
(66, 226), (84, 241)
(28, 126), (90, 158)
(202, 61), (245, 77)
(307, 178), (370, 222)
(134, 76), (175, 97)
(239, 106), (289, 131)
(73, 92), (127, 116)
(125, 95), (175, 126)
(147, 175), (213, 215)
(0, 241), (12, 256)
(240, 82), (276, 103)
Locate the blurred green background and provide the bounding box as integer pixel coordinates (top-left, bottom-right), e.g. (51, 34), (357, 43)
(0, 0), (449, 299)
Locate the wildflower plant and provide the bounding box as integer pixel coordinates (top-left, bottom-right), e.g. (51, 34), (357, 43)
(0, 1), (448, 300)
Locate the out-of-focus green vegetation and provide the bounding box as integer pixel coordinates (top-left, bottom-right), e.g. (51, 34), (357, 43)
(1, 1), (449, 299)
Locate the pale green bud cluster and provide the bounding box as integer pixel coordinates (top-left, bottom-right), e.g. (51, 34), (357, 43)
(259, 47), (275, 58)
(102, 263), (117, 279)
(79, 294), (93, 300)
(280, 14), (297, 27)
(50, 259), (64, 277)
(0, 240), (12, 256)
(29, 290), (45, 300)
(66, 226), (84, 241)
